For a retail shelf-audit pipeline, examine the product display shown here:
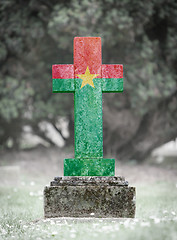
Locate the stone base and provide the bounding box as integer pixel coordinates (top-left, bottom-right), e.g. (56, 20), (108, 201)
(44, 177), (136, 218)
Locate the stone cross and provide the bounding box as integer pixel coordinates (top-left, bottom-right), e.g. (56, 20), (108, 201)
(52, 37), (123, 176)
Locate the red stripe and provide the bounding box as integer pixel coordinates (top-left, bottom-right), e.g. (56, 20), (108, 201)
(102, 64), (123, 78)
(52, 64), (74, 79)
(74, 37), (101, 78)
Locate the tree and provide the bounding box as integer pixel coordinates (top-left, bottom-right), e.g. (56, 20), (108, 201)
(0, 0), (176, 161)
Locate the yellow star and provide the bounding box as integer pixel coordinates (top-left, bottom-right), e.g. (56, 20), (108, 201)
(76, 66), (99, 89)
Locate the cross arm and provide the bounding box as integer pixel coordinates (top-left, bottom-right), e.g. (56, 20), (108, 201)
(102, 65), (123, 93)
(52, 65), (75, 93)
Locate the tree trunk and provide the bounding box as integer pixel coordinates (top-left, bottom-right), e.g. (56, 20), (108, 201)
(103, 90), (177, 161)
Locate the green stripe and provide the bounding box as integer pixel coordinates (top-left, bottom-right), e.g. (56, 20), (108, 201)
(53, 78), (75, 93)
(53, 78), (123, 92)
(102, 78), (123, 92)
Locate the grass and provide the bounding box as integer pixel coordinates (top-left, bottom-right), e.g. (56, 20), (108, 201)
(0, 147), (177, 239)
(0, 180), (177, 240)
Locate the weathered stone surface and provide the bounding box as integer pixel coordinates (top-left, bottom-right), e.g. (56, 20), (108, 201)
(51, 176), (128, 186)
(44, 177), (136, 218)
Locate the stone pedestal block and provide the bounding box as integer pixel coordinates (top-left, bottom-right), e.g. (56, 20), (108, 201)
(44, 177), (136, 218)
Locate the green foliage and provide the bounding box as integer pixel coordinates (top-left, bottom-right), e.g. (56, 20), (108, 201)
(0, 77), (34, 121)
(0, 0), (176, 148)
(48, 0), (177, 114)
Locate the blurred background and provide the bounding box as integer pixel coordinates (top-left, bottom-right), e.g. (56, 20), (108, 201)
(0, 0), (177, 164)
(1, 2), (177, 237)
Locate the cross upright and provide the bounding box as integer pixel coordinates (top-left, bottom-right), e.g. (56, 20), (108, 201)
(52, 37), (123, 176)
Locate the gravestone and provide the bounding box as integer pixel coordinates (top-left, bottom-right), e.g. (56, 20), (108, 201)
(44, 37), (136, 218)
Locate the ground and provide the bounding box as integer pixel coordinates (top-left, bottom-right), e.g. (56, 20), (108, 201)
(0, 147), (177, 240)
